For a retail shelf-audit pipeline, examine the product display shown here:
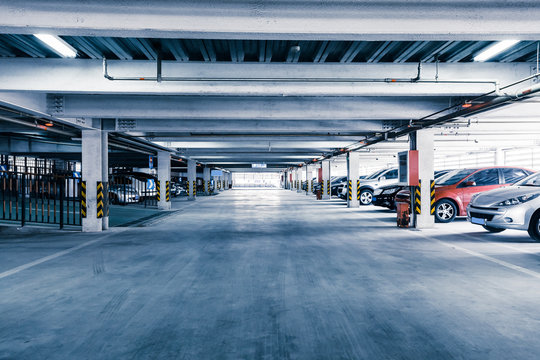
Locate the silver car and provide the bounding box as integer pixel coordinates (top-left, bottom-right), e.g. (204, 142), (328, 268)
(340, 168), (399, 205)
(467, 171), (540, 240)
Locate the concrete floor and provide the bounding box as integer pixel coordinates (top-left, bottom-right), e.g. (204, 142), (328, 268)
(1, 189), (540, 359)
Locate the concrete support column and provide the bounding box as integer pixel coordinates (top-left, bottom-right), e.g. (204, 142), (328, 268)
(187, 159), (196, 200)
(322, 160), (331, 199)
(213, 176), (218, 192)
(411, 129), (435, 229)
(297, 168), (303, 193)
(158, 151), (172, 210)
(82, 130), (103, 232)
(495, 148), (505, 166)
(101, 131), (109, 230)
(203, 167), (211, 195)
(306, 165), (311, 195)
(347, 152), (360, 208)
(290, 170), (295, 191)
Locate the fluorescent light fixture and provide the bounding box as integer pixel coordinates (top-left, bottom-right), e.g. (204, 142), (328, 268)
(34, 34), (77, 58)
(474, 40), (519, 62)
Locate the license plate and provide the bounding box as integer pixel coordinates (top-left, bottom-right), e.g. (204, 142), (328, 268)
(134, 195), (139, 200)
(372, 197), (377, 202)
(471, 217), (485, 225)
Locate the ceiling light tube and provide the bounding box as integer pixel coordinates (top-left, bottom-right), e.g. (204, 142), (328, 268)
(474, 40), (519, 62)
(34, 34), (77, 58)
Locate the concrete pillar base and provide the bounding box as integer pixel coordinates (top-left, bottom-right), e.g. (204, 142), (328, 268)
(82, 130), (103, 233)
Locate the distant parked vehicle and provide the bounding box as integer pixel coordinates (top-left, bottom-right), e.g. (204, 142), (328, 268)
(109, 184), (140, 204)
(396, 166), (533, 223)
(171, 183), (187, 197)
(467, 171), (540, 240)
(339, 168), (399, 205)
(372, 170), (453, 210)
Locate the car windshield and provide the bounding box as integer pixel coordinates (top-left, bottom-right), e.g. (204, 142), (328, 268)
(366, 169), (387, 180)
(515, 172), (540, 187)
(436, 168), (478, 186)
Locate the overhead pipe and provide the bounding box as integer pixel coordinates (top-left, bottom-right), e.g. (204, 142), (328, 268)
(332, 72), (540, 156)
(108, 141), (154, 155)
(0, 115), (76, 137)
(102, 58), (498, 88)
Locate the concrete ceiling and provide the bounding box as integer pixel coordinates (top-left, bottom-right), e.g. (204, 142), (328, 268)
(0, 0), (539, 171)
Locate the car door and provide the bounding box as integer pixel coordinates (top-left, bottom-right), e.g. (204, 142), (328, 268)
(459, 168), (501, 208)
(378, 169), (398, 187)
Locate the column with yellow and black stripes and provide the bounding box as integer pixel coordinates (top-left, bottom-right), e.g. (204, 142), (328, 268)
(96, 181), (104, 219)
(414, 180), (422, 216)
(81, 130), (107, 232)
(409, 129), (435, 228)
(187, 159), (197, 201)
(203, 167), (211, 195)
(321, 160), (331, 199)
(80, 181), (87, 219)
(430, 180), (436, 216)
(346, 152), (360, 207)
(157, 151), (172, 210)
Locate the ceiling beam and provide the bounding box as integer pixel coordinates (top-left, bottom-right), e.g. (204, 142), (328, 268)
(2, 1), (540, 40)
(51, 95), (448, 120)
(0, 59), (530, 97)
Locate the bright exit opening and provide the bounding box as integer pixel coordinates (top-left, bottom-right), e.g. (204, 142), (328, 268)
(232, 172), (281, 188)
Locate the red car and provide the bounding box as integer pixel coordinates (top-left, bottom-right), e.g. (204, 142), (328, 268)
(395, 167), (534, 223)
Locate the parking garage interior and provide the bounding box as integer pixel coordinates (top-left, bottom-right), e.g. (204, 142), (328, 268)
(2, 1), (540, 359)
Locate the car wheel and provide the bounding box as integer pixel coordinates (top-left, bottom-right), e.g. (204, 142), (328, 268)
(434, 199), (457, 223)
(482, 225), (505, 233)
(528, 211), (540, 241)
(359, 189), (373, 205)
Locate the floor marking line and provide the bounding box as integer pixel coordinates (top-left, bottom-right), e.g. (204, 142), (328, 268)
(440, 226), (540, 258)
(0, 197), (212, 280)
(0, 229), (129, 280)
(355, 210), (540, 280)
(0, 238), (100, 280)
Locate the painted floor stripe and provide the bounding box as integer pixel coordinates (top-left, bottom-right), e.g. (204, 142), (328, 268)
(0, 197), (213, 280)
(0, 238), (102, 280)
(355, 210), (540, 280)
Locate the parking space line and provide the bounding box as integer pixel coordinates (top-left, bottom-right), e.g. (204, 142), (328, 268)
(0, 238), (102, 280)
(355, 211), (540, 280)
(0, 197), (210, 280)
(0, 196), (212, 280)
(439, 226), (540, 258)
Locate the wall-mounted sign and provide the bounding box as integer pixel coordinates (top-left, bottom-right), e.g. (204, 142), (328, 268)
(149, 155), (154, 169)
(251, 163), (267, 168)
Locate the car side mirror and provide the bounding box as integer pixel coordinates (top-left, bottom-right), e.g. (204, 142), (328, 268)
(465, 180), (476, 187)
(379, 176), (386, 181)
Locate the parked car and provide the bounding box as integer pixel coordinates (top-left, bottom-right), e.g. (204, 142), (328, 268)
(109, 184), (140, 204)
(171, 182), (187, 196)
(330, 176), (348, 196)
(372, 170), (453, 210)
(395, 166), (533, 223)
(339, 168), (399, 205)
(467, 171), (540, 240)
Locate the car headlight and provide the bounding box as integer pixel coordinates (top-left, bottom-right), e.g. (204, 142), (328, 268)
(382, 187), (399, 195)
(495, 193), (540, 206)
(373, 189), (383, 195)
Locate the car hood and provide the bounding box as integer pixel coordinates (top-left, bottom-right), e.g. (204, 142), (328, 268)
(471, 186), (540, 207)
